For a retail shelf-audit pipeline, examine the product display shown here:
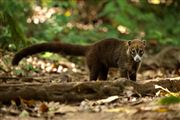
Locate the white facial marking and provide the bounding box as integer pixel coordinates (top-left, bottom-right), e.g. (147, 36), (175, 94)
(133, 54), (141, 62)
(127, 48), (130, 55)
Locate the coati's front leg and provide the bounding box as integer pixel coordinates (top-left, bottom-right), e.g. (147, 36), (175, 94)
(120, 69), (137, 81)
(129, 72), (136, 81)
(119, 69), (129, 80)
(118, 61), (139, 81)
(129, 65), (139, 81)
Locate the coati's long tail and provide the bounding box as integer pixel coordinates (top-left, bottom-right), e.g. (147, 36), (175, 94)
(12, 42), (90, 65)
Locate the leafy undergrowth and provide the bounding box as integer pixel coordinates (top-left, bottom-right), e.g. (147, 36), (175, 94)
(0, 50), (180, 120)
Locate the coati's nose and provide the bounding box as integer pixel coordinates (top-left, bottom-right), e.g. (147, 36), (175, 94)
(133, 54), (141, 62)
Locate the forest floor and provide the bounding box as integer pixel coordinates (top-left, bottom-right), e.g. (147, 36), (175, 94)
(0, 48), (180, 120)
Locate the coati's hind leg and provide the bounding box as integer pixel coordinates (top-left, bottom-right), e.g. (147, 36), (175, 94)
(99, 66), (109, 80)
(86, 54), (101, 81)
(88, 64), (108, 81)
(89, 66), (100, 81)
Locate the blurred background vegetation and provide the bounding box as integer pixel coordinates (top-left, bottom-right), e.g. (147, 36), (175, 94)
(0, 0), (180, 50)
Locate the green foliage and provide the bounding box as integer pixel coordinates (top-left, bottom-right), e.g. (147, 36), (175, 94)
(40, 52), (63, 61)
(0, 0), (179, 50)
(14, 64), (39, 76)
(0, 0), (31, 49)
(159, 96), (180, 105)
(101, 0), (180, 45)
(14, 69), (26, 76)
(24, 64), (39, 72)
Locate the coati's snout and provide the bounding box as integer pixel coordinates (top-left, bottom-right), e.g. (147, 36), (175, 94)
(133, 54), (142, 62)
(128, 39), (146, 62)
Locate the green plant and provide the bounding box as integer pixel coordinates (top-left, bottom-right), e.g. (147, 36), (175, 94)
(0, 0), (31, 49)
(1, 0), (180, 51)
(159, 96), (180, 105)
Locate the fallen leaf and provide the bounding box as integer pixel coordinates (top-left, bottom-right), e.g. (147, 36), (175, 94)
(39, 103), (49, 113)
(96, 96), (119, 104)
(19, 110), (29, 118)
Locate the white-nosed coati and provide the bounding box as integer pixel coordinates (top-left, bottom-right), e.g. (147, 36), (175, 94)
(12, 38), (146, 81)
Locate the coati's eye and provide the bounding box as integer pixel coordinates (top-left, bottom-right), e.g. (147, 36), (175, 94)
(139, 49), (144, 55)
(131, 49), (136, 55)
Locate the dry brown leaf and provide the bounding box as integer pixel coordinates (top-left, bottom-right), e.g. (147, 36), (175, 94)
(39, 103), (49, 113)
(21, 98), (36, 107)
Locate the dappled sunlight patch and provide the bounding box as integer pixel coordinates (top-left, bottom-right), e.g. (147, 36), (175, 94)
(23, 56), (80, 74)
(117, 25), (130, 34)
(148, 0), (173, 5)
(27, 6), (61, 24)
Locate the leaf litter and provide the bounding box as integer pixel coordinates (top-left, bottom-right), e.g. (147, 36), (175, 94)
(0, 49), (180, 119)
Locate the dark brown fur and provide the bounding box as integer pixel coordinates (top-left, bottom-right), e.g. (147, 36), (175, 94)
(12, 38), (145, 81)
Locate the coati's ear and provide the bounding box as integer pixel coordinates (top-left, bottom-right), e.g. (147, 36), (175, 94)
(128, 41), (131, 46)
(142, 40), (146, 46)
